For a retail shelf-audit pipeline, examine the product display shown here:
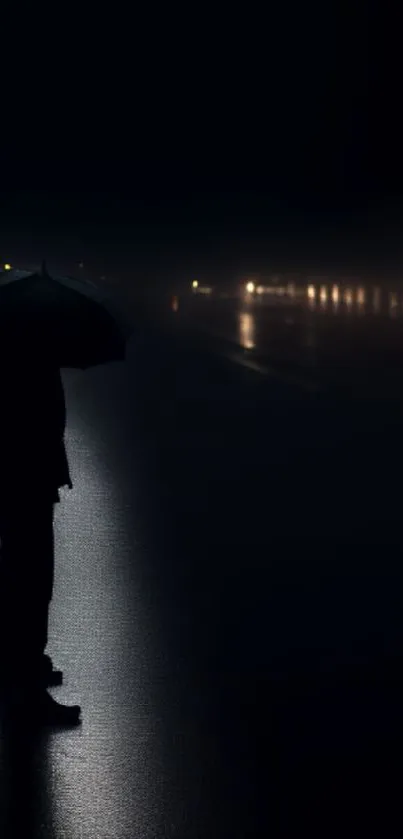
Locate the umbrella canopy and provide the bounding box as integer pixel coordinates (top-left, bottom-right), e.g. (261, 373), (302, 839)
(0, 265), (132, 369)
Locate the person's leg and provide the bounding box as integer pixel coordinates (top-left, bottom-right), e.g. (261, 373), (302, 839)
(0, 495), (80, 724)
(31, 499), (65, 684)
(0, 495), (54, 679)
(34, 499), (55, 658)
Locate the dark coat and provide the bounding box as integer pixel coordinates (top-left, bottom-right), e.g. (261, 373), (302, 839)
(0, 354), (72, 503)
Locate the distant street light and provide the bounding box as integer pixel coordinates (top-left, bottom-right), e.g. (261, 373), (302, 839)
(4, 263), (12, 271)
(246, 281), (255, 294)
(192, 280), (199, 289)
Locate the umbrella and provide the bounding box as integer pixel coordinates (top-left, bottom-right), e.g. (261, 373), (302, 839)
(0, 263), (132, 369)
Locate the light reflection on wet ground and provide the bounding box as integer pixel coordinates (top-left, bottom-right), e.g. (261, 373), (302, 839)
(175, 282), (403, 395)
(239, 312), (256, 350)
(1, 310), (401, 835)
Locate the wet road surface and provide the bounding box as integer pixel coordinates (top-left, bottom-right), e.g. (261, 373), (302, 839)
(176, 290), (403, 397)
(1, 315), (403, 836)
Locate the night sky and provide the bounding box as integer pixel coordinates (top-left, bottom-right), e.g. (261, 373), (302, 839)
(0, 3), (401, 286)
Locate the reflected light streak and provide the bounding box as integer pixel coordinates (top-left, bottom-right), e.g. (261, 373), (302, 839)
(344, 288), (353, 309)
(307, 285), (316, 300)
(389, 292), (398, 310)
(239, 311), (256, 350)
(48, 405), (157, 838)
(331, 285), (340, 305)
(357, 287), (365, 306)
(319, 286), (327, 305)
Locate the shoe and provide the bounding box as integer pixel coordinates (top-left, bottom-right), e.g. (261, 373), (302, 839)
(40, 655), (63, 687)
(3, 689), (81, 726)
(44, 669), (63, 687)
(0, 664), (63, 688)
(35, 691), (81, 726)
(0, 654), (63, 688)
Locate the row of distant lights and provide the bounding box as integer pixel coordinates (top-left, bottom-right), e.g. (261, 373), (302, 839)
(193, 280), (271, 294)
(246, 281), (290, 296)
(245, 281), (394, 309)
(308, 285), (356, 305)
(245, 281), (361, 303)
(194, 280), (402, 311)
(196, 280), (362, 302)
(307, 285), (383, 307)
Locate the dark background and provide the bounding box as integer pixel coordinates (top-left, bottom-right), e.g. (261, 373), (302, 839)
(0, 2), (401, 283)
(1, 7), (403, 834)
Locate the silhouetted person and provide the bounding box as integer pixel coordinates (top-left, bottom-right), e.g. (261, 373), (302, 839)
(0, 323), (81, 724)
